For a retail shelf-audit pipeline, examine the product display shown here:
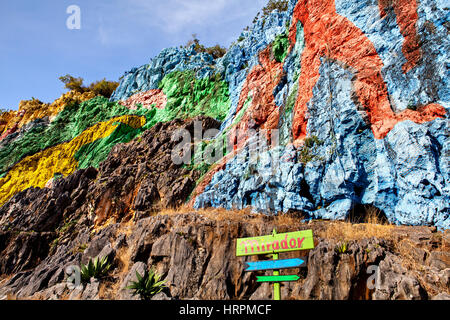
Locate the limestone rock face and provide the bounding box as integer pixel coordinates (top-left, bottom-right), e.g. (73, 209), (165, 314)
(1, 0), (448, 228)
(188, 0), (449, 229)
(1, 213), (448, 300)
(0, 0), (449, 301)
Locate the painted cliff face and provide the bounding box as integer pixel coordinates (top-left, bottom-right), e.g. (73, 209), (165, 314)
(288, 0), (446, 141)
(192, 0), (448, 229)
(0, 0), (448, 228)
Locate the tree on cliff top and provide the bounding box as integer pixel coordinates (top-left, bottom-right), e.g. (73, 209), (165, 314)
(183, 34), (227, 59)
(252, 0), (289, 24)
(59, 75), (119, 98)
(262, 0), (288, 16)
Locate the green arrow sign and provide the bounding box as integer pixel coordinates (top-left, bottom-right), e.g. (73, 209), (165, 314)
(236, 229), (315, 301)
(236, 229), (314, 257)
(256, 275), (300, 283)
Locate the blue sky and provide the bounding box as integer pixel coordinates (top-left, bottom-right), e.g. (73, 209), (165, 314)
(0, 0), (266, 110)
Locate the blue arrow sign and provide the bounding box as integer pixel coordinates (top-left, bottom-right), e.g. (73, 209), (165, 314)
(244, 258), (306, 272)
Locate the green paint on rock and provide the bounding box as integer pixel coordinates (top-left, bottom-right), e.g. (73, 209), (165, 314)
(150, 71), (231, 126)
(75, 121), (145, 169)
(0, 96), (155, 176)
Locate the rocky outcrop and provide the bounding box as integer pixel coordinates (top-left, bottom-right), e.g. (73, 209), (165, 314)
(0, 117), (220, 276)
(0, 115), (146, 207)
(189, 0), (449, 229)
(1, 0), (447, 227)
(102, 0), (450, 228)
(0, 213), (448, 300)
(0, 0), (448, 301)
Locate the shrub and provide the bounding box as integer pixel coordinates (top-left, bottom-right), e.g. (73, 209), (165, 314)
(58, 74), (119, 98)
(126, 268), (167, 300)
(80, 256), (112, 283)
(59, 75), (85, 93)
(87, 78), (119, 98)
(251, 0), (289, 26)
(262, 0), (289, 17)
(335, 242), (349, 254)
(205, 45), (227, 59)
(183, 34), (227, 59)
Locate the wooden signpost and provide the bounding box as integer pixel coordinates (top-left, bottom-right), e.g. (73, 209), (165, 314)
(236, 229), (314, 300)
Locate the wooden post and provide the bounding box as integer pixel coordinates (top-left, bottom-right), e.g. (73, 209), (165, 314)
(272, 229), (281, 301)
(237, 228), (314, 301)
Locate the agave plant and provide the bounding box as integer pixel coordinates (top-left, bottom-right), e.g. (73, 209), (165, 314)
(335, 242), (349, 254)
(80, 256), (112, 283)
(126, 268), (167, 300)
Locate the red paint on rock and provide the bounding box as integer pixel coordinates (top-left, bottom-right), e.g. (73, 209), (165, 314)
(0, 110), (25, 142)
(378, 0), (422, 73)
(121, 89), (167, 110)
(229, 46), (284, 150)
(189, 47), (285, 206)
(288, 0), (446, 141)
(0, 125), (19, 142)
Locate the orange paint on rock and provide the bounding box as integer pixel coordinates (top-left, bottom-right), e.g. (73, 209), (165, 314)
(187, 153), (232, 208)
(378, 0), (422, 73)
(229, 46), (284, 150)
(289, 0), (446, 141)
(120, 89), (167, 110)
(189, 46), (285, 207)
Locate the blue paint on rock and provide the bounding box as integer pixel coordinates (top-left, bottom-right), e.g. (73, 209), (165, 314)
(112, 0), (449, 229)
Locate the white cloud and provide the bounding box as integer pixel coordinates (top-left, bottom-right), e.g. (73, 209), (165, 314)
(92, 0), (266, 47)
(123, 0), (265, 33)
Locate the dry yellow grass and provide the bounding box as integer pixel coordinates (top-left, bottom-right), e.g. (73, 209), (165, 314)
(316, 207), (395, 242)
(98, 245), (131, 300)
(154, 205), (397, 242)
(156, 204), (265, 224)
(316, 221), (395, 242)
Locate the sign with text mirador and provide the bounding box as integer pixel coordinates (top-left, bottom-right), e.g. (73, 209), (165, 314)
(236, 230), (314, 257)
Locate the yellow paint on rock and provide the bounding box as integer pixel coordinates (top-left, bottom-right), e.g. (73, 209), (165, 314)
(0, 115), (145, 206)
(0, 91), (96, 136)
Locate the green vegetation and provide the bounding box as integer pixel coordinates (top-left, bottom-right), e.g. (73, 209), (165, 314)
(298, 135), (324, 164)
(126, 268), (167, 300)
(80, 256), (112, 283)
(252, 0), (289, 26)
(59, 74), (119, 98)
(304, 136), (324, 149)
(183, 34), (227, 59)
(262, 0), (289, 16)
(335, 242), (349, 254)
(0, 96), (154, 176)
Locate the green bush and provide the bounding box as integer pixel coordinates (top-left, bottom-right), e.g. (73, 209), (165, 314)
(183, 34), (227, 59)
(335, 242), (349, 254)
(126, 268), (167, 300)
(80, 256), (112, 283)
(59, 74), (119, 98)
(262, 0), (289, 17)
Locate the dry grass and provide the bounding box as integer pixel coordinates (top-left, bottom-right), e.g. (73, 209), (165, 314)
(155, 205), (398, 242)
(316, 207), (395, 242)
(156, 205), (266, 224)
(98, 244), (132, 300)
(2, 293), (18, 300)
